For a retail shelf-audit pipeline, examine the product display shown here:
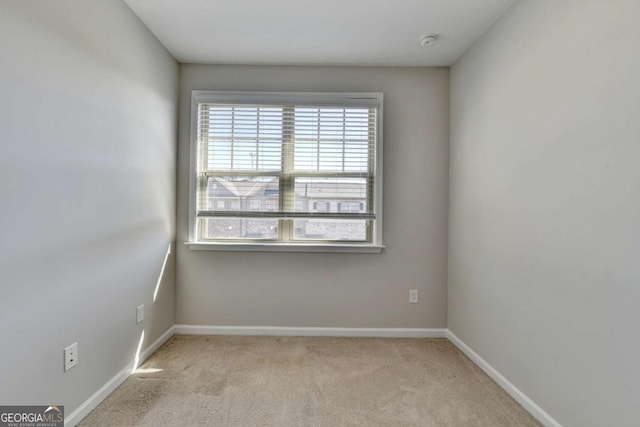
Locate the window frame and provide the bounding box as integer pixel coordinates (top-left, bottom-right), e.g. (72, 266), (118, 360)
(186, 91), (384, 253)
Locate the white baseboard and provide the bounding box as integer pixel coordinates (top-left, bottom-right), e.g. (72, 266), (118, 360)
(65, 326), (175, 426)
(64, 363), (131, 427)
(173, 324), (447, 338)
(138, 326), (176, 363)
(446, 330), (562, 427)
(64, 325), (558, 427)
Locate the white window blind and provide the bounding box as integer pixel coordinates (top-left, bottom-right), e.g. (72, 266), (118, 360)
(190, 91), (382, 245)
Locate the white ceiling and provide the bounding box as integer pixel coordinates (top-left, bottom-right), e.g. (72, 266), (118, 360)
(125, 0), (513, 66)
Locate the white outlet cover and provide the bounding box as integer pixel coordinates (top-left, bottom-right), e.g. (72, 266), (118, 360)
(136, 304), (144, 324)
(64, 342), (78, 371)
(409, 289), (419, 303)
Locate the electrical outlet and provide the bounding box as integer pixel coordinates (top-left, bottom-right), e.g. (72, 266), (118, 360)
(136, 304), (144, 324)
(64, 342), (78, 371)
(409, 289), (419, 303)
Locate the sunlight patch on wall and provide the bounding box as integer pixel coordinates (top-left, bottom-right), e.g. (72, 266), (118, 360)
(153, 244), (171, 302)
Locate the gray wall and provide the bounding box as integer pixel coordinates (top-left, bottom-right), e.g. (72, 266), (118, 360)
(177, 65), (449, 328)
(0, 0), (178, 413)
(449, 1), (640, 426)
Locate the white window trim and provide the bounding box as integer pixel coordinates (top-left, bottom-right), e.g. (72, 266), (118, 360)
(186, 90), (384, 253)
(186, 242), (385, 253)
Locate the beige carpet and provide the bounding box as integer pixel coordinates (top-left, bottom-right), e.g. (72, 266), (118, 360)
(80, 335), (540, 426)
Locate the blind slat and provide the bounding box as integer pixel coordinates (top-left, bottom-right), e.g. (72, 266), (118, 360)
(197, 211), (375, 220)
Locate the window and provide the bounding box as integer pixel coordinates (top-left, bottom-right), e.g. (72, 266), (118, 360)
(188, 91), (383, 252)
(339, 201), (363, 213)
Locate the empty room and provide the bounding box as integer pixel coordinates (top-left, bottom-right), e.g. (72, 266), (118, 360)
(0, 0), (638, 426)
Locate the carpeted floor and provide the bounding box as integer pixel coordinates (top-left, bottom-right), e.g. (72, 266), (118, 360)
(80, 335), (540, 426)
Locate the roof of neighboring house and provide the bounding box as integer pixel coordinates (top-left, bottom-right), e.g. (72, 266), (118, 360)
(211, 177), (277, 198)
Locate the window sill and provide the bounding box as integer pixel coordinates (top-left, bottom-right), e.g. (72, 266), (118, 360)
(185, 242), (385, 253)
